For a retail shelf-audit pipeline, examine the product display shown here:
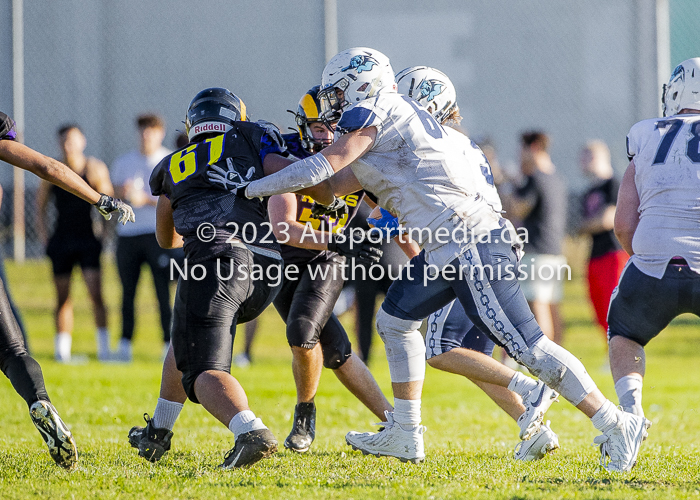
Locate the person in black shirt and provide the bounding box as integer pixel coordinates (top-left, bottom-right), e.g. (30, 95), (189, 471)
(0, 110), (134, 470)
(37, 124), (115, 362)
(579, 141), (627, 339)
(510, 131), (568, 345)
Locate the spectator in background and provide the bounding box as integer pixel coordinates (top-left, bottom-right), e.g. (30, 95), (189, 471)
(510, 131), (567, 345)
(112, 114), (178, 362)
(37, 125), (114, 362)
(579, 140), (627, 340)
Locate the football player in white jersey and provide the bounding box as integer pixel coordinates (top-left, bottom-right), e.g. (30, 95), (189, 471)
(366, 66), (559, 461)
(235, 47), (650, 472)
(608, 57), (700, 420)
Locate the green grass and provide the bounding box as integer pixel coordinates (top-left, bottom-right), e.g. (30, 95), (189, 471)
(0, 258), (699, 499)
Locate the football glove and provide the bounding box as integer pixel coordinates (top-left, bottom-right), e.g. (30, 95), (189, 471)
(328, 231), (382, 264)
(94, 194), (135, 225)
(310, 197), (348, 220)
(208, 158), (256, 197)
(367, 207), (402, 239)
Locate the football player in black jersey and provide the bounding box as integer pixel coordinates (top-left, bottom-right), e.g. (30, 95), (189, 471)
(272, 86), (392, 453)
(0, 111), (134, 469)
(128, 88), (381, 469)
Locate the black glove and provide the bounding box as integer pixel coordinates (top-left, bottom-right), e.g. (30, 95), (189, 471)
(328, 231), (383, 264)
(94, 194), (135, 225)
(310, 197), (348, 220)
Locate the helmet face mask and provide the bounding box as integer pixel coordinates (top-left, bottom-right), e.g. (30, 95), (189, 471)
(662, 58), (700, 117)
(290, 85), (336, 154)
(320, 47), (396, 120)
(186, 87), (247, 141)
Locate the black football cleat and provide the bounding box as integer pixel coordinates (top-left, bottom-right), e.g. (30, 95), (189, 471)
(221, 428), (278, 469)
(128, 413), (173, 462)
(284, 402), (316, 453)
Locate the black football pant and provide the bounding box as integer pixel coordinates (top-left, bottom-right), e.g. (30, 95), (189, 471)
(0, 276), (49, 407)
(273, 255), (352, 369)
(116, 233), (183, 343)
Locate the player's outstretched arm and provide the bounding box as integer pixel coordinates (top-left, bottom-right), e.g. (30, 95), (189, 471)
(155, 195), (183, 249)
(0, 139), (101, 204)
(0, 140), (135, 224)
(245, 127), (377, 199)
(613, 160), (640, 256)
(262, 153), (335, 206)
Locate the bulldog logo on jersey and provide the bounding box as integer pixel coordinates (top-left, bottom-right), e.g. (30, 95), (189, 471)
(341, 55), (378, 73)
(418, 79), (445, 102)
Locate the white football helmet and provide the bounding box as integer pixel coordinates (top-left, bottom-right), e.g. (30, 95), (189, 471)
(395, 66), (457, 124)
(663, 57), (700, 116)
(318, 47), (396, 121)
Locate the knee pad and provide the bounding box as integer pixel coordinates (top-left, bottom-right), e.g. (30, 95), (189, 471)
(376, 307), (425, 383)
(322, 338), (352, 370)
(287, 317), (322, 350)
(519, 337), (596, 406)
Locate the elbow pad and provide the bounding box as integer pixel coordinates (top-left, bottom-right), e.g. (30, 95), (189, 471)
(245, 153), (334, 199)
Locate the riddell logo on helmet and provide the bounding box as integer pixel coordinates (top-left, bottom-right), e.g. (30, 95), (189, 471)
(193, 122), (230, 135)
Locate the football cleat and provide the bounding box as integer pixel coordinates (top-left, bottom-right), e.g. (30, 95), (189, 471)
(594, 411), (651, 472)
(345, 411), (425, 464)
(221, 428), (278, 469)
(29, 400), (78, 470)
(284, 402), (316, 453)
(514, 420), (559, 461)
(517, 381), (559, 440)
(128, 413), (173, 462)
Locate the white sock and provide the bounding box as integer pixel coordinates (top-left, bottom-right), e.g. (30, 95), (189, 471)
(393, 398), (421, 427)
(507, 372), (539, 398)
(228, 410), (267, 437)
(151, 398), (184, 430)
(55, 332), (71, 360)
(97, 327), (110, 357)
(119, 338), (132, 356)
(615, 375), (644, 417)
(591, 400), (619, 432)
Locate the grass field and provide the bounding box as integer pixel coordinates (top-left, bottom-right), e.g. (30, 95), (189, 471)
(1, 258), (699, 499)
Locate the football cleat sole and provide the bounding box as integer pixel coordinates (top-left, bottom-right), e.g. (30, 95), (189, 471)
(29, 400), (78, 470)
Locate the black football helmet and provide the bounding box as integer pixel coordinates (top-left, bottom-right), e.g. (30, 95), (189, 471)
(185, 87), (247, 140)
(288, 86), (334, 154)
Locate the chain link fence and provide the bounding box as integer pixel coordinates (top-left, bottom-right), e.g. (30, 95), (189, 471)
(1, 0), (699, 259)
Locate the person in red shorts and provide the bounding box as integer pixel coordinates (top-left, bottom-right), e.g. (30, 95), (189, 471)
(579, 140), (628, 337)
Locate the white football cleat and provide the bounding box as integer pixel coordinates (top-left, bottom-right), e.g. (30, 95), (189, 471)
(594, 410), (651, 472)
(514, 420), (559, 461)
(345, 411), (426, 464)
(517, 381), (559, 440)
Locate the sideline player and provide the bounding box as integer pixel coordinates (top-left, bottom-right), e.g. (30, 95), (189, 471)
(0, 111), (134, 469)
(608, 58), (700, 420)
(127, 87), (384, 462)
(131, 88), (360, 469)
(270, 86), (390, 452)
(37, 124), (114, 362)
(233, 48), (651, 472)
(390, 66), (559, 461)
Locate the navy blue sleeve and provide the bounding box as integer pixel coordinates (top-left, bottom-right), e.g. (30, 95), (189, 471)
(0, 112), (17, 141)
(259, 130), (288, 163)
(337, 105), (380, 134)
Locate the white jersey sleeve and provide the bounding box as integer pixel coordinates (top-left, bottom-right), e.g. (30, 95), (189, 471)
(626, 114), (700, 278)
